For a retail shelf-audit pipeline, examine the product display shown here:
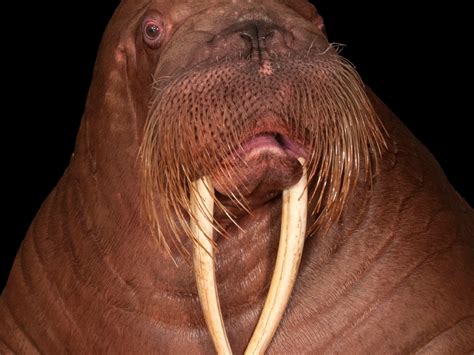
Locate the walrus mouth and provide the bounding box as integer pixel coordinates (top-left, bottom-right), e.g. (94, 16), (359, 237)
(191, 158), (307, 354)
(240, 132), (306, 159)
(211, 129), (306, 210)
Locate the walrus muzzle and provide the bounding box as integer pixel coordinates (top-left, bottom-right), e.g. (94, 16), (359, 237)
(140, 49), (386, 353)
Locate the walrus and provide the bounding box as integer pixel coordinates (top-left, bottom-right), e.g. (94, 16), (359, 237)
(1, 0), (473, 353)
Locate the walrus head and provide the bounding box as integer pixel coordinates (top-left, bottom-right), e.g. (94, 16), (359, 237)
(121, 0), (387, 351)
(16, 0), (384, 352)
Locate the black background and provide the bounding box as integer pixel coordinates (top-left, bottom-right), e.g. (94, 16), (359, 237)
(2, 1), (471, 288)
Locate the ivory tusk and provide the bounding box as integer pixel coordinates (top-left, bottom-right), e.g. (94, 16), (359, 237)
(244, 157), (308, 354)
(192, 158), (307, 354)
(191, 177), (232, 355)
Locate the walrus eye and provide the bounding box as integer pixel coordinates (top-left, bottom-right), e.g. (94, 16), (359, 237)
(143, 20), (163, 48)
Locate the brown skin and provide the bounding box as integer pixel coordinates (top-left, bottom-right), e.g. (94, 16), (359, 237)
(1, 0), (473, 353)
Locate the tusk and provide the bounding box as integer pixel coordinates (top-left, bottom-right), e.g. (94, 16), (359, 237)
(245, 157), (308, 355)
(191, 158), (307, 354)
(191, 177), (233, 355)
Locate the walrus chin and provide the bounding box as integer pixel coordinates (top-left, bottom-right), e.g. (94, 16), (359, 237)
(140, 49), (386, 353)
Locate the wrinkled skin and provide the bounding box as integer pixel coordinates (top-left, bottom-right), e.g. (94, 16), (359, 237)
(1, 0), (473, 353)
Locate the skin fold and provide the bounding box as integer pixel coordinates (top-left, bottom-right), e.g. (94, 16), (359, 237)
(1, 0), (473, 353)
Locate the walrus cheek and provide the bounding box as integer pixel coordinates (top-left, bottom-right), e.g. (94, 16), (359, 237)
(190, 158), (308, 354)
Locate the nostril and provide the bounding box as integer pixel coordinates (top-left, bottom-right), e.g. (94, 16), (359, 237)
(231, 21), (288, 59)
(261, 30), (275, 41)
(240, 30), (275, 42)
(240, 32), (254, 42)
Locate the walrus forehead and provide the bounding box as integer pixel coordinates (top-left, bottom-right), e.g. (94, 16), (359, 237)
(145, 0), (317, 30)
(145, 0), (316, 14)
(113, 0), (318, 38)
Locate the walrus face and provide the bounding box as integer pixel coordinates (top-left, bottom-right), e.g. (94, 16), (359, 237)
(127, 0), (386, 352)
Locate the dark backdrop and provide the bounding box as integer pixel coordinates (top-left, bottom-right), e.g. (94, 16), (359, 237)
(2, 1), (471, 288)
